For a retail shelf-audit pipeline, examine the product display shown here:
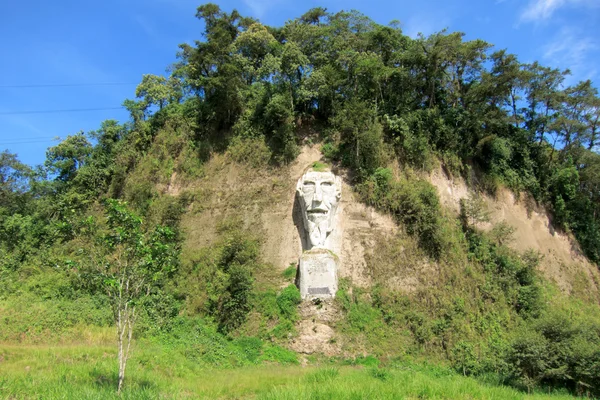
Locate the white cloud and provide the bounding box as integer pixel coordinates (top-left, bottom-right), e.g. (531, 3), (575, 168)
(543, 27), (598, 83)
(520, 0), (598, 23)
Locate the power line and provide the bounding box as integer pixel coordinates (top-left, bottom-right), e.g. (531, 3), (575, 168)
(0, 107), (124, 115)
(0, 135), (61, 140)
(0, 136), (62, 143)
(0, 83), (137, 88)
(0, 139), (61, 145)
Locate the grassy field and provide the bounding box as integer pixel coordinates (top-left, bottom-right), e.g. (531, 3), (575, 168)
(0, 340), (578, 400)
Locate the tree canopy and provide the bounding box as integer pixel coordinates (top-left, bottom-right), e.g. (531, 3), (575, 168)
(2, 5), (600, 395)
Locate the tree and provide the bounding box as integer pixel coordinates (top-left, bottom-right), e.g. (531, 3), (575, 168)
(551, 80), (597, 152)
(523, 63), (566, 145)
(86, 199), (178, 393)
(135, 74), (180, 111)
(44, 133), (92, 182)
(300, 7), (328, 25)
(583, 91), (600, 150)
(486, 50), (526, 126)
(460, 192), (490, 227)
(0, 151), (32, 211)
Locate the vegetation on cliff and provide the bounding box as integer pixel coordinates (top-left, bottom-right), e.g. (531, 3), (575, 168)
(1, 3), (600, 397)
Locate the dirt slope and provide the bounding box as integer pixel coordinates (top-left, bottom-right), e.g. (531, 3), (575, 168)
(179, 146), (395, 284)
(430, 168), (600, 301)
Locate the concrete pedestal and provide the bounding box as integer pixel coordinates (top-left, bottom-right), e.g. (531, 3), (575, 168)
(298, 248), (338, 300)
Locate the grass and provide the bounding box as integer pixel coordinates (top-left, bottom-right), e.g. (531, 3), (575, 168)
(282, 263), (297, 280)
(310, 161), (329, 172)
(0, 342), (579, 399)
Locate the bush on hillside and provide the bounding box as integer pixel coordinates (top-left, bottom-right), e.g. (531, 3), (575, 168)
(360, 170), (446, 259)
(505, 309), (600, 396)
(227, 135), (272, 168)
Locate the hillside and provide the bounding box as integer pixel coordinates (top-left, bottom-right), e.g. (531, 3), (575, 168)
(2, 3), (600, 398)
(430, 168), (600, 299)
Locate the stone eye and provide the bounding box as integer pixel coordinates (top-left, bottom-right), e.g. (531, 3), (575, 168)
(321, 181), (333, 187)
(303, 182), (315, 190)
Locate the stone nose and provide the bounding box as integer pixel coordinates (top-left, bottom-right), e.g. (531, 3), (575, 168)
(313, 184), (323, 202)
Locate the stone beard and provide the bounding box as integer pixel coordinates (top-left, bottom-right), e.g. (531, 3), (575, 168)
(296, 169), (342, 249)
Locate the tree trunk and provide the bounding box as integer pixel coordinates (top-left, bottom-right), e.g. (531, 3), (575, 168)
(511, 91), (519, 127)
(116, 278), (135, 394)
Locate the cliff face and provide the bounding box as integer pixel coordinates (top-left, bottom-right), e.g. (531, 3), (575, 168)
(173, 143), (599, 307)
(429, 168), (600, 302)
(178, 145), (396, 288)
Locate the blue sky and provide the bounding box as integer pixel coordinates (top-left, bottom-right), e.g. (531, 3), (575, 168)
(1, 0), (598, 166)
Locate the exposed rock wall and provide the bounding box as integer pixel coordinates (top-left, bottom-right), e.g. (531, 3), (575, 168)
(429, 168), (600, 299)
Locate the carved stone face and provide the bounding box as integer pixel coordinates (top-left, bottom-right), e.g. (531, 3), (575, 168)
(296, 169), (342, 248)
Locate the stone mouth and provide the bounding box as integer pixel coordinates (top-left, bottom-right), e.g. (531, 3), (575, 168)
(307, 208), (328, 215)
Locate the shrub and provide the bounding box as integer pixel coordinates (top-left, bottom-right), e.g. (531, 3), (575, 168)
(489, 221), (516, 245)
(384, 114), (433, 171)
(321, 142), (339, 161)
(213, 263), (254, 334)
(282, 264), (297, 280)
(331, 101), (388, 178)
(227, 135), (272, 168)
(263, 93), (299, 164)
(360, 172), (445, 259)
(235, 336), (263, 363)
(460, 193), (490, 227)
(147, 195), (185, 230)
(385, 179), (445, 259)
(276, 284), (301, 320)
(451, 341), (481, 376)
(505, 309), (600, 395)
(205, 229), (260, 334)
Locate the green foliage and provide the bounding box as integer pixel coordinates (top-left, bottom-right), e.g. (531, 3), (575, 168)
(360, 171), (446, 259)
(45, 133), (92, 183)
(310, 161), (328, 172)
(260, 344), (299, 364)
(451, 341), (481, 377)
(505, 308), (600, 395)
(489, 221), (516, 245)
(227, 135), (272, 168)
(548, 164), (579, 229)
(282, 263), (297, 280)
(150, 316), (298, 367)
(276, 284), (301, 320)
(384, 114), (434, 170)
(135, 74), (182, 111)
(305, 367), (340, 383)
(250, 284), (301, 340)
(3, 3), (600, 398)
(329, 100), (388, 178)
(368, 366), (391, 381)
(460, 193), (490, 227)
(466, 230), (542, 318)
(321, 142), (339, 161)
(181, 222), (262, 334)
(0, 293), (112, 342)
